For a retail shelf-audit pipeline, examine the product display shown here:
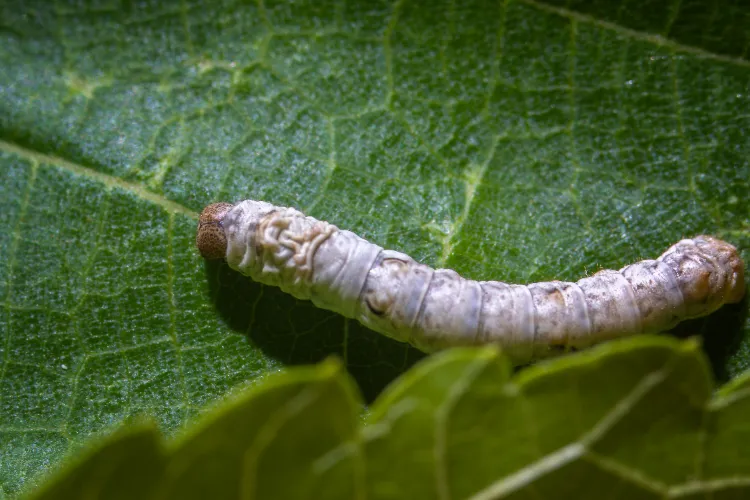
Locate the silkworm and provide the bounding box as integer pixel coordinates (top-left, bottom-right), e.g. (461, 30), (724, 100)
(196, 200), (745, 365)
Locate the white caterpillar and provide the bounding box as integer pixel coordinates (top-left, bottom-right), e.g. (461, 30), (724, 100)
(196, 200), (745, 365)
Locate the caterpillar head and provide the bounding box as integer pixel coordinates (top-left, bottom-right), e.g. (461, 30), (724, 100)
(196, 202), (235, 260)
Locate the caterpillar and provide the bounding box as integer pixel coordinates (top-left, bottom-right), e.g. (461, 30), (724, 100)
(196, 200), (745, 365)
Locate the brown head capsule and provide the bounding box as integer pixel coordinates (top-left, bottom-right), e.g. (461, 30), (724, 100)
(196, 202), (234, 260)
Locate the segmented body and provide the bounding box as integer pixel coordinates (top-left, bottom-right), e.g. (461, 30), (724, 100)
(196, 200), (745, 365)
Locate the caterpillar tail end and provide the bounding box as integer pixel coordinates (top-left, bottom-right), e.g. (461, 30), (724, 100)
(698, 235), (746, 304)
(196, 202), (235, 260)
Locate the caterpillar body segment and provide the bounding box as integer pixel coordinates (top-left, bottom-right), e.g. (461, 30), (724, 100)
(196, 200), (745, 365)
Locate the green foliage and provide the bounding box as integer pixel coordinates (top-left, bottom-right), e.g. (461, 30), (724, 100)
(0, 0), (748, 496)
(23, 338), (750, 499)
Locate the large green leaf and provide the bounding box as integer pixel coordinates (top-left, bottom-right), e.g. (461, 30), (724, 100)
(0, 0), (748, 496)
